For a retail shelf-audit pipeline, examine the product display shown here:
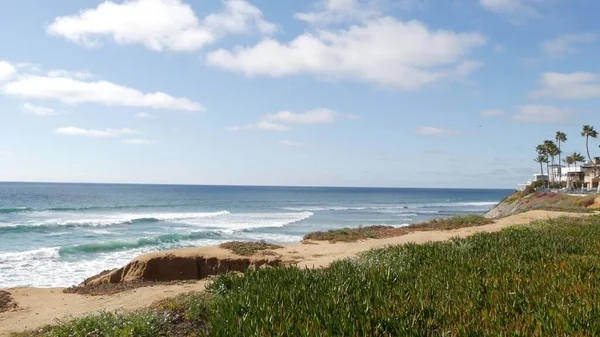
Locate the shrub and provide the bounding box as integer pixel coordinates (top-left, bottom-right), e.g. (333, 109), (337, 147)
(219, 241), (283, 256)
(207, 215), (600, 336)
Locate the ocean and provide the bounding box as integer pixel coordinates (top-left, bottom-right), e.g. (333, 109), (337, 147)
(0, 183), (511, 288)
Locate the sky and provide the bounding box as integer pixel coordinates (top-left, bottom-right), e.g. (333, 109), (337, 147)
(0, 0), (599, 189)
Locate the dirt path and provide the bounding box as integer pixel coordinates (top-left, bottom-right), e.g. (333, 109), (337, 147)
(0, 210), (593, 336)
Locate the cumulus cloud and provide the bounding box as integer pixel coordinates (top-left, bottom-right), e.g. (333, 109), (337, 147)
(416, 126), (460, 136)
(22, 103), (59, 116)
(480, 109), (506, 117)
(529, 72), (600, 100)
(2, 74), (203, 111)
(122, 138), (155, 145)
(46, 0), (275, 52)
(204, 0), (277, 35)
(47, 69), (95, 79)
(479, 0), (541, 21)
(0, 61), (16, 81)
(55, 127), (140, 137)
(279, 140), (305, 147)
(228, 108), (338, 132)
(206, 17), (485, 89)
(295, 0), (382, 25)
(541, 33), (597, 58)
(513, 105), (572, 124)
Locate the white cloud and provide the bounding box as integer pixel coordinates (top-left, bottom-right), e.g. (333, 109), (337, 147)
(479, 0), (541, 20)
(529, 72), (600, 100)
(46, 0), (275, 52)
(268, 108), (337, 124)
(279, 140), (305, 147)
(204, 0), (277, 35)
(227, 121), (290, 132)
(122, 138), (155, 145)
(135, 112), (156, 118)
(47, 69), (95, 79)
(22, 103), (59, 116)
(2, 75), (203, 111)
(513, 105), (571, 124)
(0, 61), (16, 81)
(541, 33), (596, 58)
(416, 126), (460, 136)
(480, 109), (506, 117)
(55, 127), (140, 137)
(206, 17), (486, 89)
(295, 0), (382, 25)
(227, 108), (339, 132)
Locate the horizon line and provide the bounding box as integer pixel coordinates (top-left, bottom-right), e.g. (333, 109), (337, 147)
(0, 180), (514, 191)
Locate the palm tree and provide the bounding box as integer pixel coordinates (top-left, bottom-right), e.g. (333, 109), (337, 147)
(535, 154), (548, 185)
(564, 156), (573, 188)
(571, 152), (585, 167)
(555, 131), (567, 183)
(581, 125), (598, 177)
(536, 144), (549, 187)
(569, 152), (586, 190)
(544, 140), (560, 184)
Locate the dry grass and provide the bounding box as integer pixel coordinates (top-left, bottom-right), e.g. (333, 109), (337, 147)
(0, 290), (17, 312)
(304, 225), (409, 243)
(303, 214), (493, 243)
(518, 193), (599, 211)
(219, 240), (283, 256)
(63, 280), (198, 296)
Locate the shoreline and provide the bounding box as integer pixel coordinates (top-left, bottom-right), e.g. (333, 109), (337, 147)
(0, 209), (595, 336)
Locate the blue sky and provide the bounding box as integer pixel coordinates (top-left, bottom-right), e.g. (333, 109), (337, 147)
(0, 0), (598, 188)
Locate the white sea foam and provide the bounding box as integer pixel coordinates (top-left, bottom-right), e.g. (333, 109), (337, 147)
(0, 247), (60, 264)
(0, 239), (223, 288)
(283, 201), (498, 213)
(182, 212), (314, 232)
(283, 206), (366, 212)
(0, 211), (230, 229)
(230, 232), (302, 244)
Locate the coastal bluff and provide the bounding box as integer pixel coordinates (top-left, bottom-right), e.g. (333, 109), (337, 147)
(82, 247), (281, 286)
(485, 191), (600, 218)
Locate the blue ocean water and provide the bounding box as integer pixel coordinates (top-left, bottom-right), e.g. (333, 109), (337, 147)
(0, 182), (511, 288)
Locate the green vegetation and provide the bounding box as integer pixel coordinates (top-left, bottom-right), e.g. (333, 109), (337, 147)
(303, 214), (492, 243)
(582, 125), (598, 178)
(303, 225), (407, 242)
(16, 215), (600, 336)
(219, 240), (283, 256)
(13, 293), (210, 337)
(496, 190), (599, 217)
(523, 180), (544, 196)
(520, 192), (597, 210)
(18, 311), (174, 337)
(409, 213), (491, 230)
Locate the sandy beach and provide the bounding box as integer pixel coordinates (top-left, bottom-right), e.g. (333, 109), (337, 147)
(0, 209), (594, 336)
